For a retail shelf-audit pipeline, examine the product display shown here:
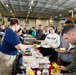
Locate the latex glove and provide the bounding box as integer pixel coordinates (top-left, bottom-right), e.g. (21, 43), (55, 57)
(26, 47), (30, 50)
(18, 50), (25, 54)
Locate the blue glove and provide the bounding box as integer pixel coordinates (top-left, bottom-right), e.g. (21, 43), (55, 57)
(26, 47), (30, 50)
(18, 50), (25, 54)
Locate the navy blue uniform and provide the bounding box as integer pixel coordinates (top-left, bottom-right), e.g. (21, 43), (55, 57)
(0, 28), (21, 55)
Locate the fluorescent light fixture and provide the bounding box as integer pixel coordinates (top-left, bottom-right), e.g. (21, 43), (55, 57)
(31, 0), (34, 4)
(6, 4), (9, 7)
(29, 6), (32, 9)
(59, 14), (62, 16)
(10, 10), (12, 13)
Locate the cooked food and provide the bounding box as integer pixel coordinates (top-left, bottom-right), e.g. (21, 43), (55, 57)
(60, 48), (66, 51)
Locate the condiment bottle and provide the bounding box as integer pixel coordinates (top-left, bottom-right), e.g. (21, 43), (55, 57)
(49, 65), (55, 75)
(42, 68), (49, 75)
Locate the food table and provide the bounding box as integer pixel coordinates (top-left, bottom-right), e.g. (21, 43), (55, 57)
(22, 45), (50, 75)
(21, 34), (61, 75)
(22, 45), (61, 75)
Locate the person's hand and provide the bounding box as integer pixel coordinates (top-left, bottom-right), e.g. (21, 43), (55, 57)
(53, 72), (63, 75)
(64, 50), (70, 54)
(59, 65), (67, 71)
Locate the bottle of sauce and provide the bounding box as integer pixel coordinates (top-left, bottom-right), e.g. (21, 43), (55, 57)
(49, 65), (55, 75)
(52, 62), (61, 73)
(42, 68), (49, 75)
(35, 68), (42, 75)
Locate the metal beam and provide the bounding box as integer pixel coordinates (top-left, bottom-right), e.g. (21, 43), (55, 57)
(18, 0), (22, 17)
(9, 0), (15, 17)
(0, 0), (11, 16)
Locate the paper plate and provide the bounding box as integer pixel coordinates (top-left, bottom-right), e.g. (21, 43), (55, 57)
(42, 45), (50, 48)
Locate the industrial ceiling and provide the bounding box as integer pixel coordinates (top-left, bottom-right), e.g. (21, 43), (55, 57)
(0, 0), (76, 19)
